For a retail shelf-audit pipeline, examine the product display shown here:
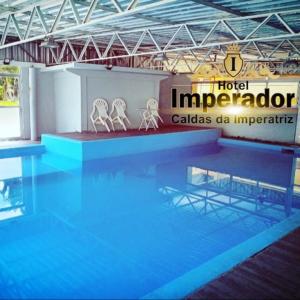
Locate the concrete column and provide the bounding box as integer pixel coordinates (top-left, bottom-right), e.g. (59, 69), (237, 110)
(29, 67), (37, 141)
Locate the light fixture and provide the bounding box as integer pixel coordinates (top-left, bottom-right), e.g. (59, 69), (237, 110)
(105, 64), (113, 70)
(153, 53), (168, 62)
(3, 58), (10, 65)
(40, 37), (59, 49)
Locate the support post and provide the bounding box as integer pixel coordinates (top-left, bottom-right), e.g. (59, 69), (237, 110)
(29, 67), (37, 141)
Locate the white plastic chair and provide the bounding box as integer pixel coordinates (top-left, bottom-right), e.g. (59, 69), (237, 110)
(90, 98), (113, 133)
(109, 98), (131, 131)
(139, 98), (163, 131)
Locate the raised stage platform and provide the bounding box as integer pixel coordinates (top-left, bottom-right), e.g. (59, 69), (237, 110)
(41, 126), (221, 161)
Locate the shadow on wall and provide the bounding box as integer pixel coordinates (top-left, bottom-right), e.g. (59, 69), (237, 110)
(159, 74), (192, 124)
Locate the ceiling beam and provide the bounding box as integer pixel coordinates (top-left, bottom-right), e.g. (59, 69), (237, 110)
(0, 0), (178, 49)
(0, 0), (170, 48)
(48, 14), (300, 65)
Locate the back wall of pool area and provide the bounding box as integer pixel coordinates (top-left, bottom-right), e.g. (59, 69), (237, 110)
(15, 63), (300, 145)
(29, 63), (169, 137)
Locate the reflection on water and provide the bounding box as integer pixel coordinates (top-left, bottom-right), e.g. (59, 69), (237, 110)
(0, 178), (24, 220)
(185, 166), (292, 218)
(0, 146), (299, 224)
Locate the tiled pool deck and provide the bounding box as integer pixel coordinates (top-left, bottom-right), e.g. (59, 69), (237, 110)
(187, 228), (300, 299)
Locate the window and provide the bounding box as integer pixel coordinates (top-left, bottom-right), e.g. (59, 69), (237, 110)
(0, 66), (21, 139)
(0, 66), (20, 107)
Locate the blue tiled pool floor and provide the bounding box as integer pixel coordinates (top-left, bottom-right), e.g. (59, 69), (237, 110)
(0, 144), (299, 298)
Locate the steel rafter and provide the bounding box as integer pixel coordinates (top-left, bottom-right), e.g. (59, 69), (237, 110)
(0, 0), (178, 49)
(164, 40), (300, 74)
(45, 10), (300, 65)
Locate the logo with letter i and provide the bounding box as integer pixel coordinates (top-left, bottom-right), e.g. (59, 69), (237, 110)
(224, 44), (244, 77)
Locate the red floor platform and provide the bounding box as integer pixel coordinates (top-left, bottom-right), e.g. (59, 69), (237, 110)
(54, 125), (213, 141)
(42, 125), (221, 161)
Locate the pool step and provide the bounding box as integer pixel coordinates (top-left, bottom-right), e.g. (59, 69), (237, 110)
(0, 144), (45, 158)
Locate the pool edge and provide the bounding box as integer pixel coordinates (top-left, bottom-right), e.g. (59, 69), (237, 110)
(41, 129), (221, 161)
(142, 212), (300, 300)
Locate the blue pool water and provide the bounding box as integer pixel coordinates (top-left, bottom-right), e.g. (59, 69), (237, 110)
(0, 143), (299, 299)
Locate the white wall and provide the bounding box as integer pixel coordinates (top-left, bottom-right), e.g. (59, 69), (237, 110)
(0, 108), (20, 138)
(72, 68), (166, 130)
(33, 64), (168, 135)
(36, 70), (56, 136)
(53, 71), (81, 133)
(211, 112), (297, 143)
(36, 69), (81, 135)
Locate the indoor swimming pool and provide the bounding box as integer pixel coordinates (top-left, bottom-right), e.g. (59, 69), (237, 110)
(0, 143), (300, 299)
